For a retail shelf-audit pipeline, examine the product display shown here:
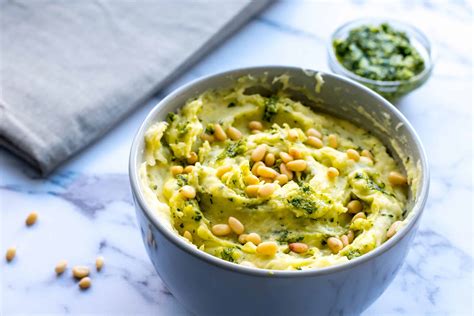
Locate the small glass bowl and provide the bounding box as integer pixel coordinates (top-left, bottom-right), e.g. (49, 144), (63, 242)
(328, 18), (434, 100)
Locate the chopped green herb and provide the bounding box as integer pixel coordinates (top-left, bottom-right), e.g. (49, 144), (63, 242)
(177, 121), (189, 136)
(205, 124), (215, 135)
(300, 184), (311, 193)
(263, 96), (279, 122)
(166, 112), (177, 123)
(288, 197), (317, 214)
(193, 213), (202, 222)
(345, 249), (361, 260)
(176, 174), (188, 186)
(218, 140), (246, 159)
(220, 247), (236, 263)
(354, 172), (395, 197)
(276, 230), (304, 243)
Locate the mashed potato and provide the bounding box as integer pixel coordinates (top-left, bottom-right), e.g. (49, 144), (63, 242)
(140, 77), (410, 270)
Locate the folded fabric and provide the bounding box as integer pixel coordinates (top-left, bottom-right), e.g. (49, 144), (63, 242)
(0, 0), (271, 175)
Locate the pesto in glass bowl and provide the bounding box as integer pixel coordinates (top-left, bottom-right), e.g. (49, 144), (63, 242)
(328, 19), (434, 100)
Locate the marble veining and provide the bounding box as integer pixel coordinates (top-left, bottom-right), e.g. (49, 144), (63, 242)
(1, 0), (472, 315)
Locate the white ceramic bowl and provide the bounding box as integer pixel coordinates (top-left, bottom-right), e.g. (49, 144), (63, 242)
(129, 66), (429, 315)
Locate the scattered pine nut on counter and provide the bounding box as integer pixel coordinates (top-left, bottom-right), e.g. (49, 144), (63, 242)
(5, 247), (16, 262)
(141, 76), (412, 270)
(25, 212), (38, 226)
(78, 277), (92, 290)
(96, 256), (105, 271)
(72, 266), (90, 279)
(55, 260), (68, 275)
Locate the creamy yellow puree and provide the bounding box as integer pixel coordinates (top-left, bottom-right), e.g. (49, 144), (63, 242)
(140, 77), (410, 270)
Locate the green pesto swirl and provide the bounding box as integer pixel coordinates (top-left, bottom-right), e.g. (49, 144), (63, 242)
(333, 23), (425, 82)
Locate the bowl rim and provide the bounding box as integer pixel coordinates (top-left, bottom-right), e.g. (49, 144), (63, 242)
(129, 65), (430, 278)
(327, 17), (434, 87)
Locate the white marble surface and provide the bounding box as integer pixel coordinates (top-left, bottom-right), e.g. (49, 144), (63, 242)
(1, 0), (472, 315)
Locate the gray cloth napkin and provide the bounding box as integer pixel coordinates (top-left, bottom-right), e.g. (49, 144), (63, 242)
(0, 0), (271, 175)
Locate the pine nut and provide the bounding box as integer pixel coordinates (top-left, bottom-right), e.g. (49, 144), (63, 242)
(246, 233), (262, 245)
(279, 152), (294, 163)
(387, 221), (402, 238)
(245, 175), (259, 185)
(288, 129), (298, 141)
(214, 123), (227, 141)
(187, 152), (198, 164)
(226, 126), (242, 140)
(257, 166), (278, 179)
(228, 217), (245, 235)
(256, 241), (278, 256)
(183, 165), (194, 173)
(347, 230), (355, 243)
(251, 144), (267, 162)
(211, 224), (231, 236)
(258, 183), (278, 197)
(327, 167), (339, 178)
(289, 242), (308, 253)
(289, 147), (302, 159)
(264, 153), (275, 166)
(361, 149), (374, 160)
(351, 212), (366, 222)
(251, 161), (265, 175)
(340, 235), (349, 247)
(260, 177), (273, 183)
(307, 136), (323, 149)
(327, 237), (343, 253)
(280, 163), (294, 180)
(95, 256), (105, 271)
(347, 200), (363, 214)
(5, 247), (16, 262)
(25, 212), (38, 226)
(328, 134), (338, 148)
(78, 277), (91, 290)
(183, 230), (193, 242)
(238, 234), (248, 244)
(245, 185), (259, 197)
(201, 133), (215, 142)
(72, 266), (90, 279)
(306, 128), (322, 139)
(346, 149), (360, 161)
(179, 185), (196, 199)
(216, 165), (232, 177)
(275, 174), (289, 185)
(286, 160), (307, 172)
(249, 121), (263, 131)
(55, 260), (68, 275)
(170, 165), (184, 176)
(388, 171), (407, 186)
